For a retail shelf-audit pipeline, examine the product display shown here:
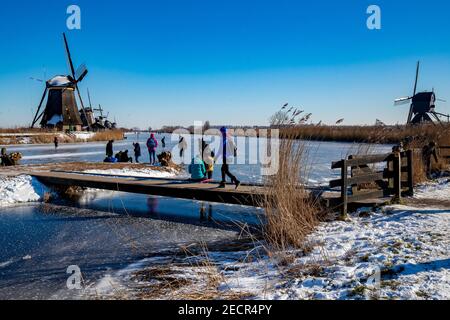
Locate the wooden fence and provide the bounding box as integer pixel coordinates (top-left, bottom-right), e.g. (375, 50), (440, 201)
(330, 150), (414, 216)
(438, 146), (450, 161)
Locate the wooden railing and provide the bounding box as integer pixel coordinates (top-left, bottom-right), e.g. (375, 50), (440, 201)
(438, 146), (450, 160)
(330, 150), (414, 217)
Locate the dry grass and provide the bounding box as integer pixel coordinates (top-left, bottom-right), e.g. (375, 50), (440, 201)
(0, 127), (50, 134)
(279, 123), (450, 144)
(129, 241), (255, 300)
(88, 130), (125, 142)
(0, 129), (124, 145)
(259, 135), (320, 250)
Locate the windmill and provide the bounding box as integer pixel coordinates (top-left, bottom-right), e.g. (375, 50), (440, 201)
(31, 33), (91, 131)
(394, 61), (448, 125)
(80, 88), (96, 127)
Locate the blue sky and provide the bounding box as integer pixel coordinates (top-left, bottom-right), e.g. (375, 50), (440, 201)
(1, 0), (450, 129)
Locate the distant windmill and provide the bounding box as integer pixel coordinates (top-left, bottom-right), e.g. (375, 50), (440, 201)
(394, 61), (449, 124)
(31, 33), (90, 130)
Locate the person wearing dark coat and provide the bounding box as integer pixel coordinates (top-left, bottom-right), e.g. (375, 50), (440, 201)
(1, 148), (15, 166)
(115, 150), (133, 163)
(216, 127), (240, 189)
(422, 141), (439, 179)
(133, 142), (142, 163)
(106, 140), (114, 157)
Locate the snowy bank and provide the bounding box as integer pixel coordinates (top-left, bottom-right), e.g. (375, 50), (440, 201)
(0, 175), (49, 207)
(92, 179), (450, 300)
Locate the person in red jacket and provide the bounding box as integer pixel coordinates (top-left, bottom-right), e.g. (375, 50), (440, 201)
(146, 133), (158, 165)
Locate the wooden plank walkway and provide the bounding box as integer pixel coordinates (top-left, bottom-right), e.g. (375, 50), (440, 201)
(29, 171), (268, 207)
(26, 170), (388, 210)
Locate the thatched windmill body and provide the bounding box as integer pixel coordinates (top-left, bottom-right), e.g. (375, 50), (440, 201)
(31, 33), (90, 131)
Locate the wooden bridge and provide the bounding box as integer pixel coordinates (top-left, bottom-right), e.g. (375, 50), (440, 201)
(29, 171), (269, 207)
(21, 149), (415, 214)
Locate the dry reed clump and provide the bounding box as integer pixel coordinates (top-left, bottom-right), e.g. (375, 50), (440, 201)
(88, 130), (125, 142)
(280, 123), (450, 144)
(130, 242), (254, 300)
(0, 127), (50, 134)
(260, 136), (320, 251)
(404, 134), (450, 184)
(0, 129), (125, 145)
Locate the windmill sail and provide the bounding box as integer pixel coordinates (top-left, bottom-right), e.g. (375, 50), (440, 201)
(394, 97), (412, 106)
(62, 33), (91, 130)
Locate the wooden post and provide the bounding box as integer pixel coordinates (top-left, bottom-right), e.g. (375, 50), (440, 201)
(340, 159), (348, 219)
(406, 150), (414, 196)
(348, 155), (358, 195)
(393, 153), (402, 202)
(387, 158), (393, 190)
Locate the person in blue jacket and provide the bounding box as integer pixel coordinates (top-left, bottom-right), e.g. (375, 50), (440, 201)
(146, 133), (158, 165)
(216, 127), (241, 189)
(189, 155), (207, 182)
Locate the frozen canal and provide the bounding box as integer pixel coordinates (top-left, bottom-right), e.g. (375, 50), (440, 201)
(5, 133), (391, 185)
(0, 135), (391, 299)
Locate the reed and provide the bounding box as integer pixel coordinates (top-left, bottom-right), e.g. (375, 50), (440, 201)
(87, 130), (125, 142)
(280, 123), (450, 144)
(259, 115), (321, 250)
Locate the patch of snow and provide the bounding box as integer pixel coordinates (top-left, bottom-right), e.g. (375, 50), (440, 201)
(23, 151), (103, 160)
(72, 132), (95, 141)
(47, 114), (63, 126)
(0, 175), (49, 207)
(0, 259), (14, 268)
(414, 178), (450, 200)
(84, 167), (184, 179)
(18, 137), (32, 144)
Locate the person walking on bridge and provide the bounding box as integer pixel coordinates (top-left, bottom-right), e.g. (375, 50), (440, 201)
(216, 127), (240, 189)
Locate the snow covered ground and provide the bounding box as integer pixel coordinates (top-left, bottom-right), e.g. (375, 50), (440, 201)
(83, 167), (184, 179)
(0, 167), (183, 207)
(0, 175), (49, 207)
(89, 179), (450, 300)
(221, 180), (449, 300)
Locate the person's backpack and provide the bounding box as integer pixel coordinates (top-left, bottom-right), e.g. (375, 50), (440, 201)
(147, 138), (156, 149)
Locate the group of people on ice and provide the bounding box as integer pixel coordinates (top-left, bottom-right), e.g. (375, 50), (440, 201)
(104, 134), (165, 164)
(103, 127), (241, 189)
